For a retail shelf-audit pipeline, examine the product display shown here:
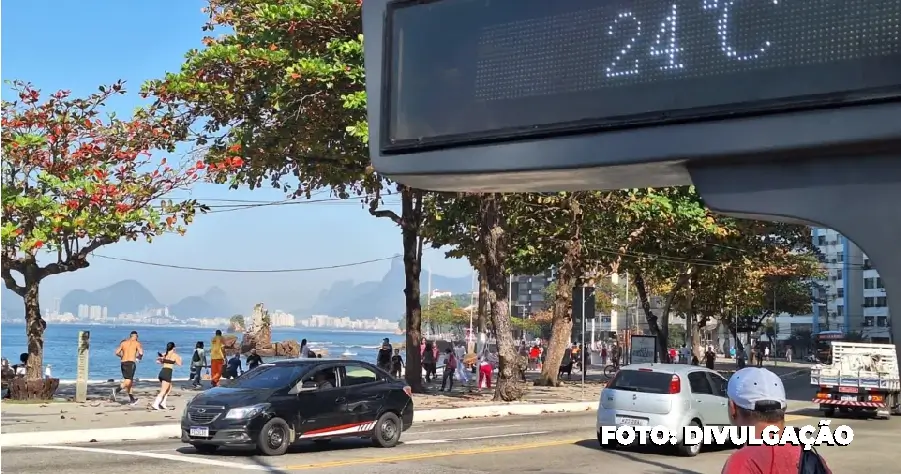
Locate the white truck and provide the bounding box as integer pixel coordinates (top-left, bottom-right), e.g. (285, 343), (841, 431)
(809, 341), (901, 419)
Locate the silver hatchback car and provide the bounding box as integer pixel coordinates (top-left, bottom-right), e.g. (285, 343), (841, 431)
(595, 363), (730, 456)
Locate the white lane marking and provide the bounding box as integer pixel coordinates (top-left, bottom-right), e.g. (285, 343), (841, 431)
(27, 445), (274, 471)
(457, 431), (550, 441)
(408, 424), (522, 436)
(404, 439), (450, 445)
(403, 431), (550, 445)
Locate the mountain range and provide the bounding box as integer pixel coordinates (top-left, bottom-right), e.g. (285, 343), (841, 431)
(304, 258), (472, 319)
(2, 259), (472, 321)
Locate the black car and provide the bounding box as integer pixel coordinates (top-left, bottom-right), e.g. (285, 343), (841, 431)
(181, 358), (414, 456)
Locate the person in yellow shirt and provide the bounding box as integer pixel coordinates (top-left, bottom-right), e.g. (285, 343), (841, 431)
(210, 330), (225, 387)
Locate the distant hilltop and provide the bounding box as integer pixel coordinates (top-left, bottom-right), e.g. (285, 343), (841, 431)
(0, 259), (472, 321)
(57, 279), (232, 319)
(305, 258), (472, 319)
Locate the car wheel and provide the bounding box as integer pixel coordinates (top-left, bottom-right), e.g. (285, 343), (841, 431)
(597, 430), (616, 450)
(677, 421), (702, 457)
(256, 417), (291, 456)
(191, 443), (218, 455)
(371, 412), (402, 448)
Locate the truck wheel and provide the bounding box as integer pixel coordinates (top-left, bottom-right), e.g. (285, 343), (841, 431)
(823, 407), (836, 417)
(257, 417), (291, 456)
(371, 412), (402, 448)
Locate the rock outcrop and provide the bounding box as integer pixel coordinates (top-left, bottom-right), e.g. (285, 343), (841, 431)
(236, 303), (300, 358)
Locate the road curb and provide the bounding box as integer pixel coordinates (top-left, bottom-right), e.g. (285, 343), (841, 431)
(1, 401), (598, 448)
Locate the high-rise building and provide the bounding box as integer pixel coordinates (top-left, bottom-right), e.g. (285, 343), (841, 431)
(510, 271), (553, 318)
(811, 228), (890, 341)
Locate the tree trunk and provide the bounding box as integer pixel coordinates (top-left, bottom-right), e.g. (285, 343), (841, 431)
(24, 280), (46, 381)
(534, 196), (582, 387)
(477, 262), (489, 339)
(688, 270), (702, 365)
(478, 194), (523, 401)
(633, 271), (690, 363)
(534, 273), (574, 386)
(401, 188), (424, 393)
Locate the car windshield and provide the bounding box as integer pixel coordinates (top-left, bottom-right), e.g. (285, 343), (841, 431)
(607, 370), (672, 394)
(230, 364), (307, 390)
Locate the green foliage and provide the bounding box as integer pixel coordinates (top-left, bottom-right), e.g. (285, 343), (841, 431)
(421, 297), (470, 334)
(1, 80), (220, 381)
(144, 0), (378, 200)
(229, 314), (245, 326)
(1, 81), (209, 267)
(668, 325), (687, 347)
(512, 317), (545, 336)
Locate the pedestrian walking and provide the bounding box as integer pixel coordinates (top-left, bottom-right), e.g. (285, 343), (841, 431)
(377, 338), (393, 372)
(391, 349), (404, 378)
(422, 341), (436, 382)
(210, 330), (225, 387)
(190, 341), (207, 389)
(225, 353), (243, 379)
(785, 346), (793, 363)
(440, 348), (457, 392)
(112, 331), (143, 405)
(300, 338), (310, 358)
(152, 342), (182, 410)
(246, 349), (263, 371)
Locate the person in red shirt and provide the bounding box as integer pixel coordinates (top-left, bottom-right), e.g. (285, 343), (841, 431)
(721, 368), (832, 474)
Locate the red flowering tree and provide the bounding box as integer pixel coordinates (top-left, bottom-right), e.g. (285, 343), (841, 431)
(0, 81), (241, 389)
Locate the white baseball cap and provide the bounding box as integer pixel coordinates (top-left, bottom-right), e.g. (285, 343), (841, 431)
(726, 367), (787, 411)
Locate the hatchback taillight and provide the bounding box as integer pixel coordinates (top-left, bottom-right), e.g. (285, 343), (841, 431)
(669, 375), (681, 394)
(403, 385), (412, 397)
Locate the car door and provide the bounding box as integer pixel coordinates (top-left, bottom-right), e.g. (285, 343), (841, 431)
(705, 371), (731, 426)
(686, 371), (720, 426)
(340, 363), (387, 432)
(295, 364), (350, 439)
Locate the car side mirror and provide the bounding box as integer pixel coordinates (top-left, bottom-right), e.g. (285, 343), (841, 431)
(298, 380), (318, 393)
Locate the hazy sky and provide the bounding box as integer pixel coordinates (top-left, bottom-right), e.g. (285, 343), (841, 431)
(2, 1), (473, 311)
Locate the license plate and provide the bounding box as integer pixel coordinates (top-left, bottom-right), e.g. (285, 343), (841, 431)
(190, 426), (210, 437)
(840, 395), (856, 401)
(616, 416), (648, 426)
(838, 387), (858, 393)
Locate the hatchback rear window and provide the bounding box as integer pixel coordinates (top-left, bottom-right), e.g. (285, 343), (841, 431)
(607, 370), (673, 394)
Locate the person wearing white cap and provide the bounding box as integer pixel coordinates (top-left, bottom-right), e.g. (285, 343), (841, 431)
(721, 367), (832, 473)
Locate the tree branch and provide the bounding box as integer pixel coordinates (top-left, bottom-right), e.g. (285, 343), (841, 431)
(41, 236), (113, 277)
(0, 261), (25, 296)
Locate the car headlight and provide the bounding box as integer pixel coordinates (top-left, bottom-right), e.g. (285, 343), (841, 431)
(224, 403), (270, 420)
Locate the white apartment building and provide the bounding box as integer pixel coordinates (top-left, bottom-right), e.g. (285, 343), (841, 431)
(811, 228), (890, 341)
(269, 310), (296, 327)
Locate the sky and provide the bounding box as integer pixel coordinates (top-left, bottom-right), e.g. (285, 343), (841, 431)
(1, 0), (473, 312)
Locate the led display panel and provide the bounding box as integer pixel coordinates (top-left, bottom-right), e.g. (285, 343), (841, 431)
(383, 0), (901, 152)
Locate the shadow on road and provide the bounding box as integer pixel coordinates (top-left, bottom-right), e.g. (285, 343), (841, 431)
(573, 438), (735, 474)
(176, 438), (373, 457)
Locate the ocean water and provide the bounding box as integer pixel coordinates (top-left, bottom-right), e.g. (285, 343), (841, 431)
(0, 324), (398, 381)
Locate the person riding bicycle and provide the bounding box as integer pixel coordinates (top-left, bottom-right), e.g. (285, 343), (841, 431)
(610, 342), (622, 369)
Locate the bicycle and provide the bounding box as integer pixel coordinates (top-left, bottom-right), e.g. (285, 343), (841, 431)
(603, 363), (620, 378)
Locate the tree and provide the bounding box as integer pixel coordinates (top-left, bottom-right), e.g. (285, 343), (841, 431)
(681, 221), (821, 359)
(421, 297), (469, 336)
(147, 0), (430, 392)
(617, 187), (725, 363)
(477, 194), (523, 401)
(1, 81), (218, 384)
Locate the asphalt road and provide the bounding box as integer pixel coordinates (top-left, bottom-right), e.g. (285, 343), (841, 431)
(4, 405), (899, 474)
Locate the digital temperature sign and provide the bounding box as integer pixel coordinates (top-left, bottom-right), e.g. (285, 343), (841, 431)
(382, 0), (901, 152)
